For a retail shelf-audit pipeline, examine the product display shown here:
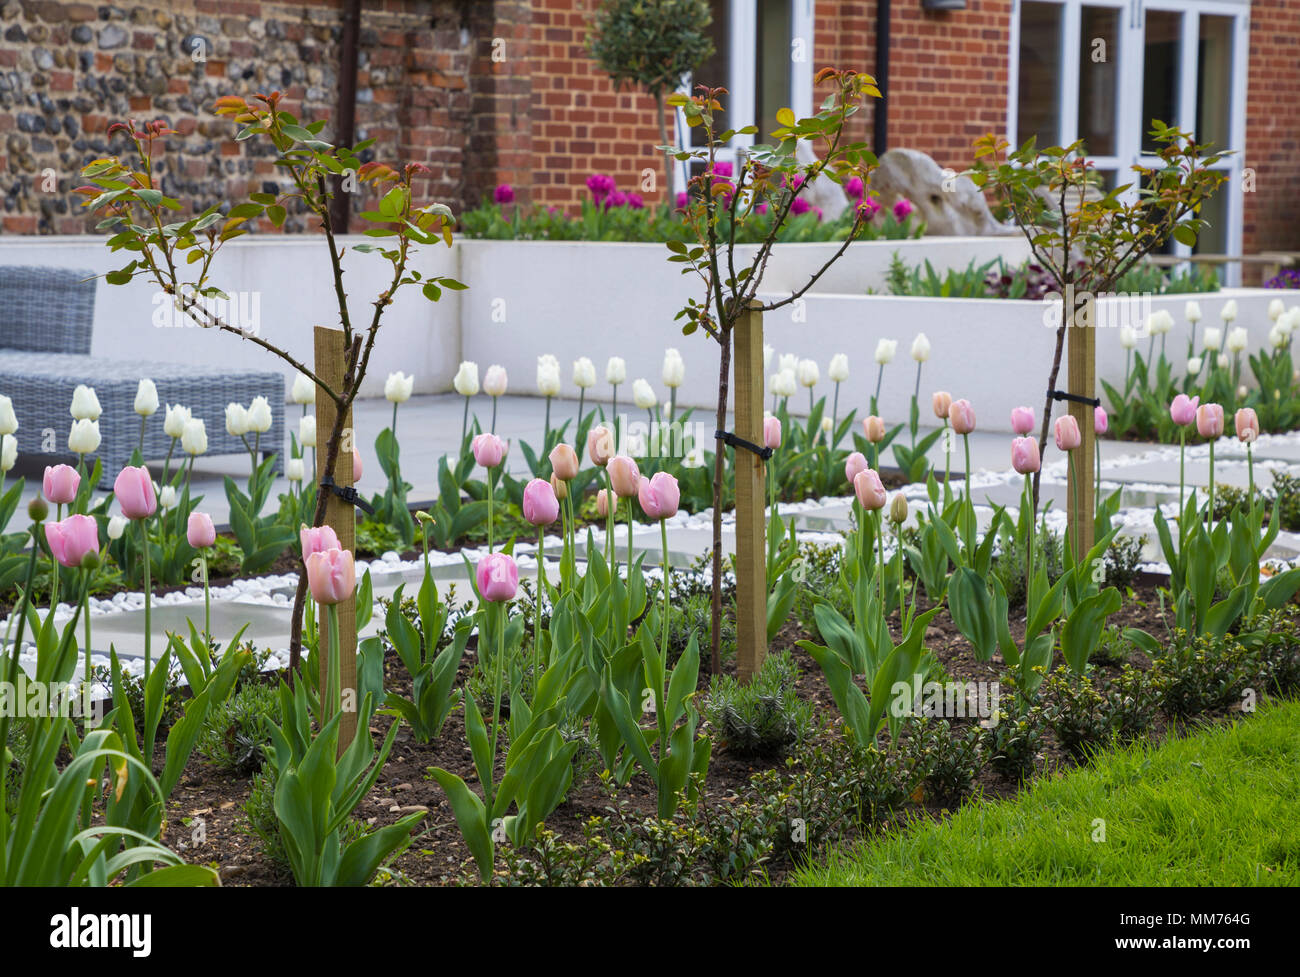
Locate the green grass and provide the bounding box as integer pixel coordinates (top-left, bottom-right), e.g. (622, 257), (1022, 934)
(790, 700), (1300, 886)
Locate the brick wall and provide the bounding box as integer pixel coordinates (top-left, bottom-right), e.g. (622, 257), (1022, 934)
(1242, 0), (1300, 278)
(0, 0), (476, 234)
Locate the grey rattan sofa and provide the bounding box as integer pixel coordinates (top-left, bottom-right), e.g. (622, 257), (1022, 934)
(0, 265), (284, 485)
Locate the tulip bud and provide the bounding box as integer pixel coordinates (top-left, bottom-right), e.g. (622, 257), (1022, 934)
(292, 372), (316, 405)
(1010, 406), (1035, 436)
(453, 361), (480, 397)
(763, 415), (782, 450)
(827, 353), (849, 383)
(874, 339), (897, 365)
(863, 415), (886, 443)
(28, 495), (49, 523)
(80, 549), (102, 572)
(662, 348), (685, 388)
(890, 493), (908, 524)
(550, 473), (568, 500)
(797, 359), (819, 388)
(853, 468), (887, 511)
(134, 378), (159, 417)
(1235, 407), (1259, 443)
(537, 355), (562, 398)
(1054, 415), (1081, 452)
(608, 455), (640, 498)
(932, 391), (952, 420)
(572, 356), (597, 389)
(483, 364), (508, 397)
(910, 333), (930, 363)
(549, 443), (579, 480)
(1196, 403), (1225, 439)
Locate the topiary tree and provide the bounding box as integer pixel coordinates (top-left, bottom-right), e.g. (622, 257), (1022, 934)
(587, 0), (715, 201)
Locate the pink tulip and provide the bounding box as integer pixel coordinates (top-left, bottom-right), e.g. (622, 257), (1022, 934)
(596, 488), (613, 518)
(763, 415), (782, 450)
(845, 451), (869, 485)
(352, 448), (363, 482)
(305, 547), (356, 605)
(1010, 406), (1035, 436)
(587, 425), (614, 467)
(948, 399), (976, 435)
(608, 455), (640, 498)
(1011, 437), (1041, 474)
(1094, 406), (1109, 435)
(522, 477), (560, 526)
(1170, 393), (1199, 426)
(471, 432), (506, 469)
(43, 464), (81, 506)
(1235, 407), (1259, 443)
(1054, 415), (1082, 452)
(113, 465), (157, 520)
(300, 523), (341, 559)
(476, 552), (519, 603)
(187, 512), (216, 549)
(44, 514), (99, 568)
(863, 415), (886, 443)
(549, 443), (579, 481)
(1196, 403), (1224, 439)
(853, 468), (887, 511)
(932, 391), (952, 420)
(638, 472), (680, 520)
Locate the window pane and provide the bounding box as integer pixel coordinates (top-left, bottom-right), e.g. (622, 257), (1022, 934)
(1192, 180), (1229, 257)
(1078, 6), (1119, 156)
(1196, 15), (1233, 152)
(1142, 10), (1181, 153)
(1018, 1), (1063, 147)
(756, 0), (793, 141)
(689, 1), (730, 150)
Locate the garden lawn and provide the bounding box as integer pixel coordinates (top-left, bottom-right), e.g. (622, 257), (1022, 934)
(790, 699), (1300, 887)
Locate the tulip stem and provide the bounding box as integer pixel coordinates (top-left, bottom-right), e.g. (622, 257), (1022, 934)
(488, 602), (506, 807)
(1248, 441), (1254, 501)
(604, 470), (615, 580)
(490, 395), (498, 435)
(487, 465), (495, 553)
(50, 502), (62, 611)
(875, 510), (886, 614)
(460, 396), (470, 446)
(942, 419), (951, 506)
(872, 365), (883, 417)
(660, 518), (671, 670)
(611, 384), (619, 443)
(201, 552), (211, 651)
(1207, 438), (1215, 534)
(1068, 452), (1080, 559)
(576, 389), (585, 431)
(669, 388), (676, 426)
(1095, 433), (1102, 523)
(963, 433), (973, 557)
(326, 603), (341, 727)
(138, 415), (146, 454)
(0, 519), (44, 819)
(626, 497), (634, 580)
(897, 521), (905, 624)
(1179, 427), (1186, 520)
(832, 382), (840, 434)
(1024, 473), (1034, 604)
(545, 396), (552, 448)
(82, 567), (92, 736)
(141, 520), (152, 684)
(535, 529), (545, 679)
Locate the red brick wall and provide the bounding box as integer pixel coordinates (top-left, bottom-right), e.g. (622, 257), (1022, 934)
(1243, 0), (1300, 278)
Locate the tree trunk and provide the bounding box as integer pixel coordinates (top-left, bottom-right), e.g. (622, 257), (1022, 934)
(1032, 308), (1069, 508)
(710, 328), (732, 676)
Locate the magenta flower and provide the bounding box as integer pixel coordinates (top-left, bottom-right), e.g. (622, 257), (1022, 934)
(675, 191), (689, 210)
(857, 197), (880, 220)
(586, 172), (615, 204)
(893, 198), (914, 221)
(605, 189), (628, 209)
(712, 161), (734, 179)
(493, 184), (514, 204)
(755, 201), (768, 215)
(790, 197), (811, 216)
(844, 176), (864, 200)
(627, 192), (644, 210)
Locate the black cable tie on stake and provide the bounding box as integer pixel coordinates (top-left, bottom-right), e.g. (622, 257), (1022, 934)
(1049, 389), (1102, 409)
(715, 429), (774, 461)
(319, 475), (375, 515)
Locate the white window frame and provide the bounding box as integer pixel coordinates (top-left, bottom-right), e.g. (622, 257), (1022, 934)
(672, 0), (816, 195)
(1008, 0), (1249, 285)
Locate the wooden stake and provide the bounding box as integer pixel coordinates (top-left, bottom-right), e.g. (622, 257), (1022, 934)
(734, 306), (767, 684)
(1067, 302), (1096, 557)
(314, 326), (358, 753)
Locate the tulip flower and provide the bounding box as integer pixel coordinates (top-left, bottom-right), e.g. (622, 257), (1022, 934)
(523, 477), (559, 526)
(932, 391), (952, 420)
(0, 434), (14, 479)
(70, 384), (101, 421)
(890, 492), (908, 524)
(472, 432), (506, 469)
(352, 448), (363, 482)
(181, 418), (207, 458)
(571, 355), (597, 427)
(764, 415), (782, 450)
(1012, 437), (1040, 475)
(164, 403), (190, 440)
(1203, 326), (1223, 354)
(68, 418), (100, 460)
(186, 510), (217, 639)
(1093, 406), (1109, 505)
(291, 372), (315, 406)
(949, 399), (975, 435)
(1054, 415), (1082, 452)
(1197, 402), (1225, 532)
(225, 402), (250, 438)
(1185, 300), (1202, 324)
(0, 395), (16, 436)
(638, 471), (680, 521)
(845, 451), (869, 486)
(1169, 393), (1199, 513)
(286, 457), (305, 482)
(1225, 327), (1249, 388)
(385, 371), (414, 404)
(1268, 299), (1285, 323)
(608, 455), (640, 498)
(853, 467), (888, 604)
(116, 464), (158, 679)
(107, 514), (127, 540)
(44, 464), (80, 507)
(587, 425), (614, 467)
(134, 378), (158, 451)
(854, 468), (887, 511)
(662, 347), (685, 389)
(1187, 356), (1203, 377)
(633, 377), (657, 415)
(483, 364), (507, 433)
(301, 523), (341, 559)
(550, 473), (567, 500)
(596, 488), (612, 518)
(770, 368), (797, 404)
(452, 360), (479, 442)
(549, 442), (579, 481)
(1237, 407), (1260, 498)
(476, 552), (519, 603)
(158, 485), (177, 511)
(1012, 435), (1043, 598)
(45, 514), (98, 569)
(1220, 299), (1237, 323)
(911, 333), (930, 363)
(871, 339), (896, 414)
(308, 546), (358, 722)
(828, 353), (849, 383)
(1010, 406), (1035, 436)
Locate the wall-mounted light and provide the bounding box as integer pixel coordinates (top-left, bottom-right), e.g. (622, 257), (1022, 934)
(922, 0), (967, 10)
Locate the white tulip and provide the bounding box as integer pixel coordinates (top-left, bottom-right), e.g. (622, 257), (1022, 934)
(299, 414), (317, 449)
(1225, 327), (1248, 354)
(163, 404), (190, 439)
(1268, 298), (1285, 323)
(107, 515), (128, 541)
(1185, 300), (1202, 324)
(1269, 325), (1286, 348)
(134, 378), (159, 417)
(874, 339), (897, 365)
(453, 361), (480, 397)
(537, 355), (562, 397)
(662, 348), (685, 389)
(1203, 326), (1223, 350)
(771, 369), (797, 399)
(181, 417), (208, 456)
(291, 372), (316, 405)
(286, 457), (305, 482)
(0, 395), (16, 436)
(827, 353), (849, 383)
(820, 417), (833, 433)
(70, 384), (101, 421)
(158, 485), (177, 510)
(1146, 310), (1174, 336)
(797, 358), (819, 388)
(778, 353), (799, 374)
(572, 356), (596, 389)
(68, 418), (100, 455)
(483, 364), (508, 397)
(763, 344), (774, 373)
(247, 396), (273, 434)
(683, 445), (706, 469)
(1220, 299), (1237, 322)
(225, 403), (250, 437)
(0, 434), (14, 473)
(1187, 356), (1203, 375)
(1280, 309), (1299, 336)
(605, 357), (626, 385)
(626, 431), (647, 457)
(384, 371), (414, 404)
(910, 333), (931, 363)
(1237, 385), (1249, 401)
(632, 378), (657, 409)
(1119, 325), (1137, 350)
